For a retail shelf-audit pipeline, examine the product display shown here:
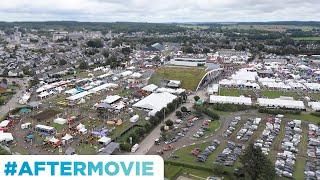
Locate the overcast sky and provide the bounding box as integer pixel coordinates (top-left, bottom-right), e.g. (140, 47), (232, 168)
(0, 0), (319, 22)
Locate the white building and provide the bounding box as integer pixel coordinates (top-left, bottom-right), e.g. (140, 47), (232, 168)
(170, 57), (206, 67)
(209, 95), (252, 106)
(133, 92), (177, 116)
(257, 98), (305, 110)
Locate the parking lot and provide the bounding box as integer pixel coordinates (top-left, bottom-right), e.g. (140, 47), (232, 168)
(157, 108), (319, 179)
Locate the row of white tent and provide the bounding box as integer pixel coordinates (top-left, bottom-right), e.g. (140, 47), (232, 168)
(257, 98), (305, 110)
(219, 79), (260, 89)
(209, 95), (252, 106)
(209, 95), (320, 110)
(66, 83), (118, 101)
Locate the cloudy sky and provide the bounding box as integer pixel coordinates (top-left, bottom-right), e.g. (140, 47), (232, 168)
(0, 0), (319, 22)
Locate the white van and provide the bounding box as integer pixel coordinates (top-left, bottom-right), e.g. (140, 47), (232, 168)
(131, 144), (139, 153)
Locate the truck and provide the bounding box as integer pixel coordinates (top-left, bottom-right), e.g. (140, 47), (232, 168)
(131, 144), (139, 153)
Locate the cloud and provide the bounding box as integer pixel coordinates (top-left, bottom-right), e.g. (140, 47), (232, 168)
(0, 0), (318, 22)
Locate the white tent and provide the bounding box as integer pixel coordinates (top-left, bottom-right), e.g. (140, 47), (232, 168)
(257, 98), (305, 110)
(131, 72), (142, 78)
(65, 88), (79, 95)
(0, 133), (13, 142)
(48, 137), (60, 144)
(142, 84), (158, 92)
(98, 136), (111, 145)
(0, 120), (10, 128)
(38, 91), (50, 99)
(308, 102), (320, 111)
(103, 95), (121, 104)
(207, 84), (219, 94)
(21, 123), (31, 130)
(133, 92), (177, 112)
(66, 91), (91, 101)
(54, 118), (67, 125)
(76, 124), (87, 134)
(88, 83), (118, 93)
(62, 134), (73, 144)
(78, 98), (86, 104)
(209, 95), (252, 105)
(130, 115), (139, 123)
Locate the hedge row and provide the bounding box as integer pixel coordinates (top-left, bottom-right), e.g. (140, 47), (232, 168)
(194, 105), (220, 120)
(311, 112), (320, 117)
(211, 103), (256, 112)
(258, 108), (301, 115)
(165, 160), (213, 172)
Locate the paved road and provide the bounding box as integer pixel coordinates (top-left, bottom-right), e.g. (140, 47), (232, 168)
(0, 77), (30, 117)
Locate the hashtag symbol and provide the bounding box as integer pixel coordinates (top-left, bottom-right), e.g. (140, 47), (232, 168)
(4, 162), (17, 176)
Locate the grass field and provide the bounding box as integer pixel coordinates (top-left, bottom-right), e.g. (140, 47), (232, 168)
(203, 120), (221, 137)
(219, 87), (254, 97)
(309, 93), (320, 101)
(164, 164), (213, 180)
(164, 165), (183, 179)
(148, 67), (206, 91)
(261, 90), (300, 100)
(294, 124), (308, 180)
(293, 36), (320, 41)
(286, 113), (320, 124)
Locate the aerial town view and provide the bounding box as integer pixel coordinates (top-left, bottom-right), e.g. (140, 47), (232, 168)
(0, 0), (320, 180)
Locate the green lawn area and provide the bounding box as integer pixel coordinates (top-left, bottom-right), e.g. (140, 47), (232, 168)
(261, 90), (300, 100)
(0, 92), (14, 105)
(293, 36), (320, 41)
(203, 120), (221, 137)
(294, 124), (308, 179)
(0, 146), (10, 155)
(148, 67), (206, 91)
(309, 93), (320, 101)
(119, 88), (134, 97)
(165, 164), (214, 180)
(170, 140), (227, 168)
(286, 113), (320, 124)
(269, 119), (286, 162)
(76, 143), (97, 155)
(219, 87), (254, 97)
(164, 165), (183, 179)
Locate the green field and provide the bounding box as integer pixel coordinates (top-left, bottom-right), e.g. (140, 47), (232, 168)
(309, 93), (320, 101)
(261, 90), (300, 100)
(164, 164), (213, 180)
(286, 113), (320, 124)
(294, 124), (308, 180)
(203, 120), (221, 137)
(164, 165), (183, 179)
(148, 67), (206, 91)
(293, 36), (320, 41)
(219, 87), (254, 97)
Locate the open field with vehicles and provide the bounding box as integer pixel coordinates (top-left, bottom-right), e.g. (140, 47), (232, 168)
(159, 106), (320, 179)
